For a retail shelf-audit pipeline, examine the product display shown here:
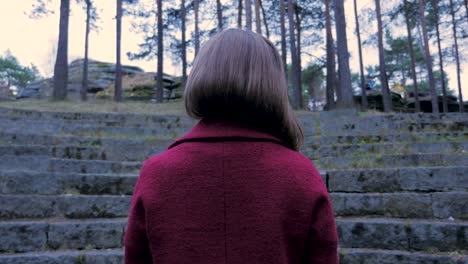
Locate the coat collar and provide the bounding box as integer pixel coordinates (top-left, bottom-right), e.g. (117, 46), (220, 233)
(168, 118), (285, 149)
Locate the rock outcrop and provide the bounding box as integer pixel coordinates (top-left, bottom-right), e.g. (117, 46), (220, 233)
(17, 59), (182, 101)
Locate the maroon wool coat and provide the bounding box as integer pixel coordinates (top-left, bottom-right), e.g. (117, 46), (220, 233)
(124, 118), (339, 264)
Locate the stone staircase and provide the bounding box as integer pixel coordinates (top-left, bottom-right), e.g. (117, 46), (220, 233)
(0, 107), (466, 263)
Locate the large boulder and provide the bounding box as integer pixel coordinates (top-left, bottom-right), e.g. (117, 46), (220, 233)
(95, 72), (183, 101)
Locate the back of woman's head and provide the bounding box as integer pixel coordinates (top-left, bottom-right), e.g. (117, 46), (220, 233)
(184, 28), (303, 151)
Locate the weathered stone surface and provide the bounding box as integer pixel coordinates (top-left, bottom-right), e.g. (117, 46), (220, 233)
(0, 107), (195, 127)
(84, 249), (124, 264)
(0, 172), (58, 194)
(383, 193), (433, 218)
(319, 132), (468, 146)
(317, 141), (468, 159)
(49, 159), (142, 174)
(59, 173), (137, 195)
(406, 220), (468, 252)
(339, 248), (468, 264)
(0, 249), (124, 264)
(47, 219), (126, 250)
(59, 195), (131, 218)
(400, 167), (468, 192)
(0, 195), (57, 219)
(0, 155), (49, 172)
(331, 193), (383, 216)
(432, 192), (468, 219)
(0, 144), (168, 162)
(0, 146), (50, 157)
(337, 218), (409, 250)
(337, 218), (468, 252)
(0, 106), (467, 261)
(320, 153), (467, 170)
(327, 169), (400, 192)
(318, 111), (468, 135)
(0, 221), (48, 253)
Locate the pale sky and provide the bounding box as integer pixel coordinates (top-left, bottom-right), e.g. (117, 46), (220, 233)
(0, 1), (466, 97)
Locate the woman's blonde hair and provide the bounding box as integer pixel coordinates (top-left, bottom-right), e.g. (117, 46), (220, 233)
(184, 28), (303, 151)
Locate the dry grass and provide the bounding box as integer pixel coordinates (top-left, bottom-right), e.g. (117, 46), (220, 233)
(0, 98), (186, 115)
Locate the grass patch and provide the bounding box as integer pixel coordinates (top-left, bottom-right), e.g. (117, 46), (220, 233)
(0, 98), (186, 115)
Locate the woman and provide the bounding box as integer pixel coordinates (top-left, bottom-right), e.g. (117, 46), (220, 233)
(125, 28), (338, 264)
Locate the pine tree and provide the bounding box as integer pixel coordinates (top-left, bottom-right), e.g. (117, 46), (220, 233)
(449, 0), (464, 112)
(115, 0), (123, 101)
(334, 0), (354, 109)
(375, 0), (392, 112)
(353, 0), (368, 110)
(245, 0), (252, 30)
(325, 0), (336, 110)
(418, 0), (439, 113)
(53, 0), (70, 100)
(404, 0), (421, 112)
(430, 0), (448, 112)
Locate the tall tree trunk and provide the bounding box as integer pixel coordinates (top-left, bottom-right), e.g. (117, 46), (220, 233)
(465, 0), (468, 19)
(334, 0), (354, 109)
(280, 0), (287, 81)
(254, 0), (262, 34)
(194, 0), (200, 56)
(404, 0), (421, 112)
(419, 0), (439, 113)
(450, 0), (464, 112)
(53, 0), (70, 100)
(375, 0), (392, 112)
(287, 0), (301, 109)
(114, 0), (122, 102)
(81, 0), (91, 101)
(216, 0), (223, 31)
(259, 0), (270, 38)
(294, 3), (302, 103)
(245, 0), (252, 30)
(353, 0), (368, 110)
(238, 0), (243, 28)
(431, 0), (448, 112)
(156, 0), (164, 102)
(181, 0), (187, 85)
(325, 0), (336, 110)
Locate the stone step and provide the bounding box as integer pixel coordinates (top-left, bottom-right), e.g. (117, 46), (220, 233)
(1, 191), (465, 221)
(305, 141), (468, 160)
(339, 248), (467, 264)
(1, 217), (465, 254)
(1, 249), (466, 264)
(2, 130), (466, 152)
(330, 192), (467, 220)
(326, 166), (468, 193)
(0, 144), (167, 162)
(305, 131), (468, 147)
(317, 153), (468, 169)
(0, 171), (137, 195)
(2, 166), (465, 196)
(0, 248), (466, 264)
(3, 107), (466, 135)
(0, 132), (173, 150)
(319, 111), (468, 136)
(0, 195), (131, 220)
(0, 249), (123, 264)
(0, 156), (142, 174)
(336, 217), (468, 253)
(0, 119), (188, 138)
(0, 218), (126, 253)
(0, 107), (195, 128)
